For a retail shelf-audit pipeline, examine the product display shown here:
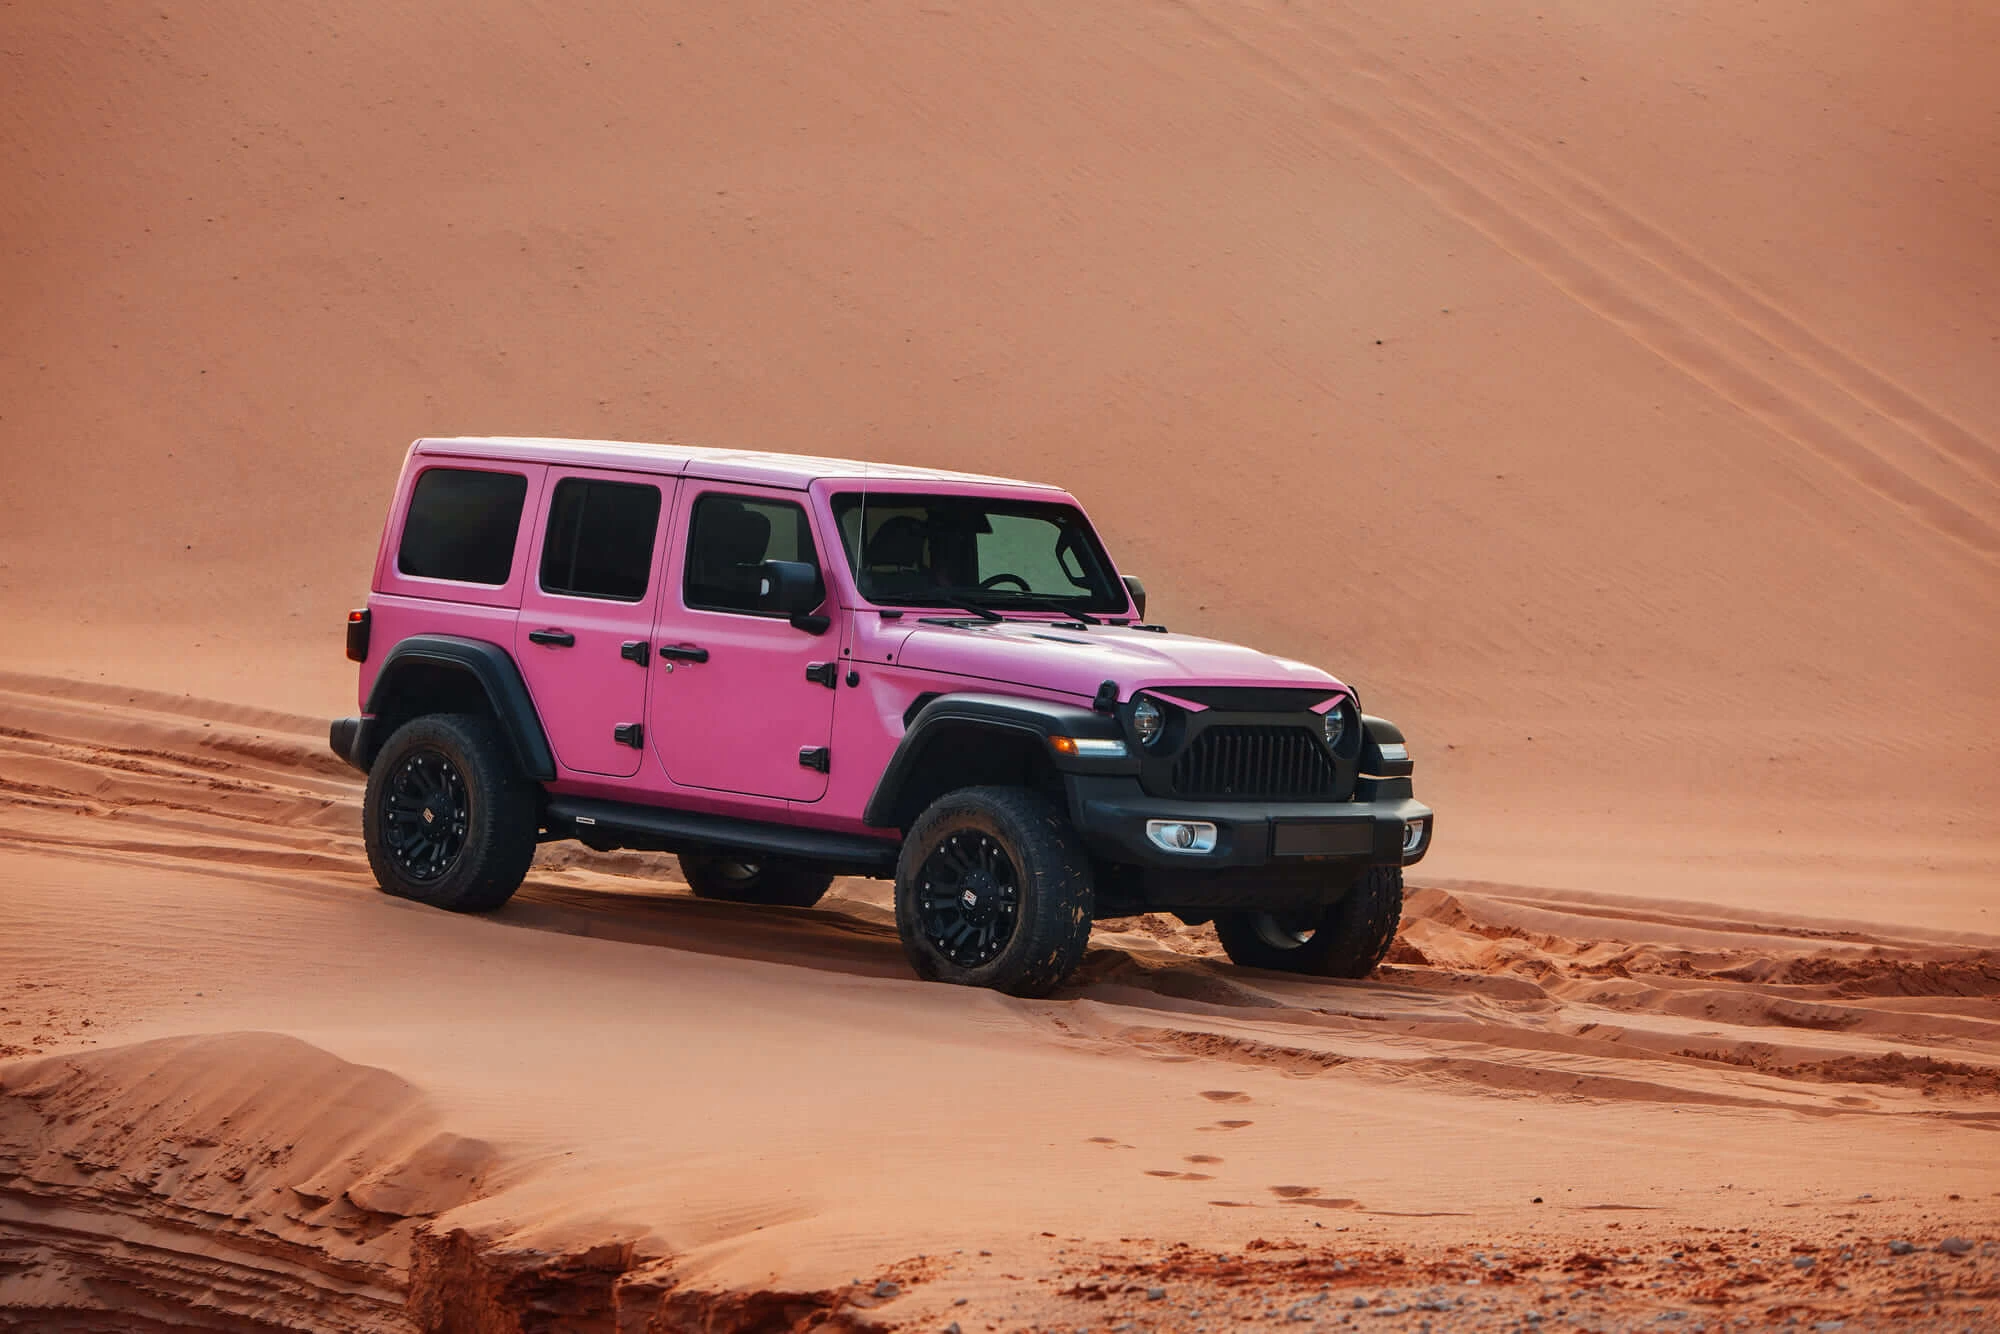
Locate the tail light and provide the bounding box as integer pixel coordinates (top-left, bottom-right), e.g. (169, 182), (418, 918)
(346, 609), (371, 662)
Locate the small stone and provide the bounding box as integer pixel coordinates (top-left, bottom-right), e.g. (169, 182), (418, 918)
(944, 1325), (961, 1334)
(1888, 1240), (1915, 1255)
(1354, 1296), (1370, 1309)
(1791, 1256), (1815, 1270)
(1938, 1237), (1974, 1256)
(1146, 1286), (1167, 1300)
(872, 1281), (900, 1299)
(953, 1296), (968, 1306)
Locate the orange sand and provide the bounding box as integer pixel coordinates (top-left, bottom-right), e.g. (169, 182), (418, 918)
(2, 0), (1995, 1328)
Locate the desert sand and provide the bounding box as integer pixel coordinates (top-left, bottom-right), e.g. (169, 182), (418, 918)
(2, 0), (1996, 1330)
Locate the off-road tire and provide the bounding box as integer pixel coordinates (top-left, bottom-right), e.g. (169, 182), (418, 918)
(679, 854), (834, 908)
(363, 713), (538, 913)
(1213, 866), (1404, 978)
(894, 786), (1094, 997)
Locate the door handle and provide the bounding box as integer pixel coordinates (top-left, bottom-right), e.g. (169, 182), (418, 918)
(620, 640), (650, 666)
(527, 628), (576, 647)
(657, 644), (709, 663)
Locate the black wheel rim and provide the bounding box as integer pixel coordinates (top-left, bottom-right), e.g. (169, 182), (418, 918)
(381, 748), (470, 882)
(916, 829), (1020, 968)
(1249, 910), (1318, 950)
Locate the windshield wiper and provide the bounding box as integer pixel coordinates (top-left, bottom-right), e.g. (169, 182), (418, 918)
(929, 597), (1003, 622)
(954, 593), (1101, 626)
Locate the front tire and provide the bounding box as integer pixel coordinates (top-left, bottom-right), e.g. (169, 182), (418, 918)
(1213, 866), (1404, 978)
(893, 786), (1094, 997)
(363, 713), (537, 913)
(678, 853), (834, 908)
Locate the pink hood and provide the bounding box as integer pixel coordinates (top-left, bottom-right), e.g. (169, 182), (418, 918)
(891, 620), (1347, 704)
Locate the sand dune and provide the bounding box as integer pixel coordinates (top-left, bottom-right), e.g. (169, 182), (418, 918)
(3, 0), (1997, 1327)
(3, 677), (1996, 1326)
(2, 0), (1995, 905)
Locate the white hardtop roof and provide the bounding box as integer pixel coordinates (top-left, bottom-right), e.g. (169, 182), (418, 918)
(415, 436), (1065, 493)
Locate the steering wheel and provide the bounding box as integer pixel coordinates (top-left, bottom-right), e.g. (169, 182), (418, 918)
(979, 573), (1031, 592)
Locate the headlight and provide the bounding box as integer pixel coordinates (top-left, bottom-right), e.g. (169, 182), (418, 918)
(1133, 697), (1165, 747)
(1323, 704), (1347, 749)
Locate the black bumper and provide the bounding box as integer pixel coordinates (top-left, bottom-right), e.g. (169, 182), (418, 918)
(1063, 774), (1431, 910)
(329, 716), (369, 773)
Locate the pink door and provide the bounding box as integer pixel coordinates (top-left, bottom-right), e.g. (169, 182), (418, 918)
(515, 469), (673, 778)
(648, 485), (839, 801)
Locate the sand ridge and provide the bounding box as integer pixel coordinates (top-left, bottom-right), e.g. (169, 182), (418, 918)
(3, 0), (1998, 1327)
(2, 677), (1995, 1327)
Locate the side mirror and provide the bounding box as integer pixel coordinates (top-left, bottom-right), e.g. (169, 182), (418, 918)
(761, 560), (830, 633)
(1121, 575), (1147, 621)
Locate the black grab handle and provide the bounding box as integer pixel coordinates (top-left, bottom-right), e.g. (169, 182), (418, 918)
(527, 628), (575, 647)
(657, 644), (709, 663)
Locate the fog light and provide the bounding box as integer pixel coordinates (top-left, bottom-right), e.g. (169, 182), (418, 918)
(1146, 819), (1217, 854)
(1402, 818), (1428, 856)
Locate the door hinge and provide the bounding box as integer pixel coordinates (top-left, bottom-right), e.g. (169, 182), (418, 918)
(804, 661), (838, 689)
(798, 746), (830, 773)
(613, 723), (644, 749)
(620, 640), (650, 666)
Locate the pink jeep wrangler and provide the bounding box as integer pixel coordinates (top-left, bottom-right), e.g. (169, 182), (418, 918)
(332, 437), (1432, 995)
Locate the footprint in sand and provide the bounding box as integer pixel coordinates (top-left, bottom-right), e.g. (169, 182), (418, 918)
(1145, 1169), (1216, 1181)
(1084, 1136), (1133, 1149)
(1199, 1090), (1252, 1103)
(1268, 1185), (1360, 1209)
(1184, 1154), (1222, 1165)
(1196, 1119), (1254, 1132)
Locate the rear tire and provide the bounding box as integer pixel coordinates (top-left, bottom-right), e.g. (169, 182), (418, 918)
(893, 786), (1094, 997)
(363, 713), (537, 913)
(1213, 866), (1404, 978)
(678, 853), (834, 908)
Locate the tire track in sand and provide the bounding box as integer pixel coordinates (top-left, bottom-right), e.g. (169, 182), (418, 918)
(4, 673), (1996, 1126)
(1173, 0), (2000, 561)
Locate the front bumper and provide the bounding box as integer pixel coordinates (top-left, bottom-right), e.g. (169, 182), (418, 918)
(1064, 774), (1431, 874)
(1063, 775), (1432, 914)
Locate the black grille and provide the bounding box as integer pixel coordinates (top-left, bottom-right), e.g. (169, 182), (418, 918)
(1170, 726), (1338, 799)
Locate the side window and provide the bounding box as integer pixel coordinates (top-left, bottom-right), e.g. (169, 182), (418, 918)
(398, 468), (530, 585)
(684, 492), (823, 615)
(539, 478), (662, 602)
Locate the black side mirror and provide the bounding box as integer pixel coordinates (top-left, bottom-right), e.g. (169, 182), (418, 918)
(761, 560), (830, 633)
(1122, 575), (1147, 621)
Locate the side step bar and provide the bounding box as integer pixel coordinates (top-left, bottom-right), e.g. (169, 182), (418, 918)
(544, 795), (901, 876)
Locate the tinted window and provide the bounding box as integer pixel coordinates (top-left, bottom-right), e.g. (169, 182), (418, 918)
(684, 493), (823, 614)
(829, 493), (1123, 612)
(539, 478), (662, 601)
(398, 468), (529, 585)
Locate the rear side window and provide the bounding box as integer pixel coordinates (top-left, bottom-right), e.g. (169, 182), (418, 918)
(398, 467), (529, 585)
(683, 492), (823, 614)
(539, 478), (663, 601)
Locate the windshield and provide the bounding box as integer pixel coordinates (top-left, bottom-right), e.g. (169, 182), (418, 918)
(831, 493), (1127, 613)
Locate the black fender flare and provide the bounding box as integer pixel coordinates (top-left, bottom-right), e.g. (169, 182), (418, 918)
(357, 634), (557, 781)
(862, 692), (1129, 830)
(1359, 714), (1412, 777)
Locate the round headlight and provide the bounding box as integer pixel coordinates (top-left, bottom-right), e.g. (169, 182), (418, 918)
(1133, 697), (1165, 747)
(1323, 703), (1347, 750)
